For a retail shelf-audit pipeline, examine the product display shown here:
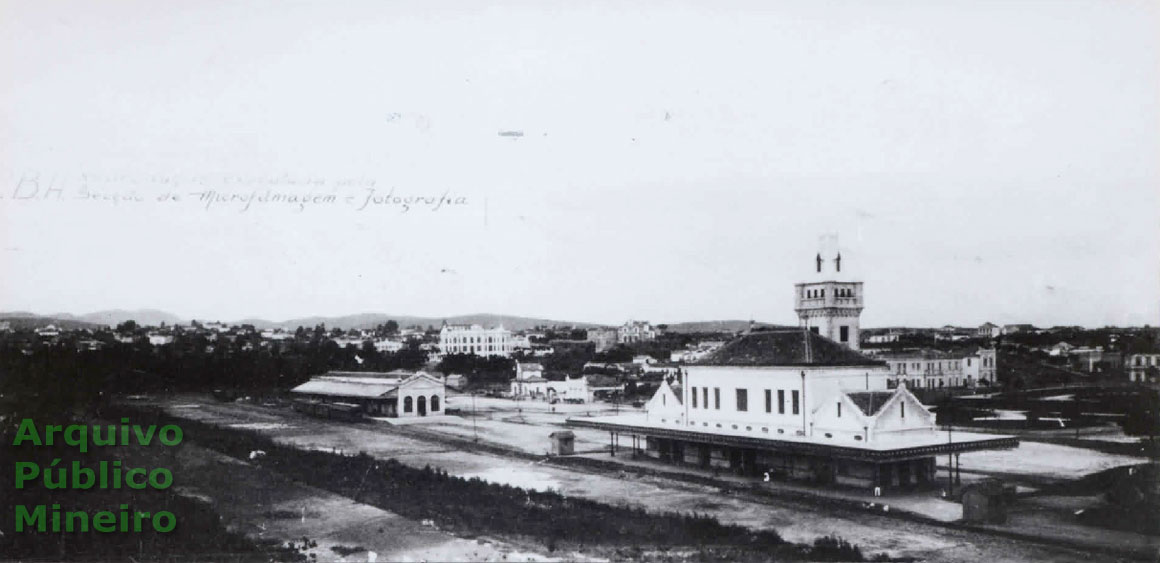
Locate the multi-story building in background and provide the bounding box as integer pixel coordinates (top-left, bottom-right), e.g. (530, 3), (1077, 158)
(618, 320), (657, 344)
(439, 323), (513, 357)
(874, 347), (997, 388)
(1127, 353), (1160, 383)
(587, 327), (619, 352)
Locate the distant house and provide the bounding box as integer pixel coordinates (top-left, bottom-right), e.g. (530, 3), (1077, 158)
(1069, 347), (1106, 373)
(1001, 324), (1035, 335)
(35, 325), (61, 338)
(260, 329), (294, 341)
(511, 361), (549, 398)
(444, 373), (468, 390)
(618, 320), (657, 344)
(1049, 342), (1075, 356)
(586, 328), (618, 352)
(291, 370), (445, 418)
(977, 323), (1000, 338)
(374, 339), (404, 353)
(147, 333), (174, 346)
(1126, 354), (1160, 383)
(865, 329), (903, 344)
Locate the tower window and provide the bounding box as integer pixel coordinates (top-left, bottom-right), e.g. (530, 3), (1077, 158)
(837, 402), (842, 417)
(736, 389), (748, 412)
(778, 390), (785, 414)
(714, 387), (721, 409)
(764, 389), (772, 413)
(840, 326), (849, 342)
(792, 390), (800, 415)
(810, 326), (820, 335)
(691, 386), (697, 408)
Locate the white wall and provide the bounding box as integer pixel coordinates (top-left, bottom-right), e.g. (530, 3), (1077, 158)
(679, 365), (890, 437)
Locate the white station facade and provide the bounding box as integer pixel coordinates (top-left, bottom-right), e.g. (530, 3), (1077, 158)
(570, 246), (1017, 489)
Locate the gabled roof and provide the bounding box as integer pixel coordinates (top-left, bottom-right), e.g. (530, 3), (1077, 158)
(291, 377), (400, 398)
(846, 391), (895, 416)
(696, 329), (885, 367)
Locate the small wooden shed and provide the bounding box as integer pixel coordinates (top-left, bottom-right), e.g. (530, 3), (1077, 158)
(961, 479), (1010, 524)
(549, 430), (575, 456)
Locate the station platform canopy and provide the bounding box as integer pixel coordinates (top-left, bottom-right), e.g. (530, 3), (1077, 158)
(568, 414), (1018, 463)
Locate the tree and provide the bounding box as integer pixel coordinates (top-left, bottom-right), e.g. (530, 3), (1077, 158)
(116, 320), (138, 334)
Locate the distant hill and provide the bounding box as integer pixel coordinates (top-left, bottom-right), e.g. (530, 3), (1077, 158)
(0, 314), (105, 331)
(1, 309), (792, 335)
(246, 313), (603, 332)
(68, 309), (187, 327)
(660, 320), (791, 334)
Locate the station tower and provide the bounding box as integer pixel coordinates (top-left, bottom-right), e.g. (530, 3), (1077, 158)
(794, 235), (863, 350)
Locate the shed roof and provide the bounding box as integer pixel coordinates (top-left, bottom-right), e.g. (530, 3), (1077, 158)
(291, 375), (402, 398)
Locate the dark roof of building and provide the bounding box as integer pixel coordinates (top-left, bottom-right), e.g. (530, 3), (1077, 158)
(846, 391), (895, 416)
(325, 370), (414, 379)
(696, 329), (886, 367)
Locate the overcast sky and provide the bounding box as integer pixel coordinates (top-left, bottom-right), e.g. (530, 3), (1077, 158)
(2, 0), (1158, 328)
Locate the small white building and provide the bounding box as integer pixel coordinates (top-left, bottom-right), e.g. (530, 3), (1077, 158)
(977, 323), (1001, 338)
(374, 339), (405, 353)
(511, 362), (549, 398)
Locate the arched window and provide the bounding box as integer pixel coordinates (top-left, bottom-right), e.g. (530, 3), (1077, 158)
(404, 396), (413, 413)
(417, 395), (427, 416)
(431, 395), (440, 411)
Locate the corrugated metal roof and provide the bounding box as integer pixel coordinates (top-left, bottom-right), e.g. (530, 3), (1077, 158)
(291, 378), (400, 398)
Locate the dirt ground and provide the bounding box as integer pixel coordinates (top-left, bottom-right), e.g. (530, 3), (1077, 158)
(118, 437), (574, 562)
(135, 394), (1157, 562)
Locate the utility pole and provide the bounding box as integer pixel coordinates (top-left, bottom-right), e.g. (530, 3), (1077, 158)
(947, 423), (954, 496)
(471, 391), (478, 442)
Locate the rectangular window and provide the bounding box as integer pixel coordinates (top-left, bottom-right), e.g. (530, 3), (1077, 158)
(837, 402), (842, 417)
(714, 387), (721, 410)
(703, 387), (709, 408)
(810, 326), (820, 335)
(791, 390), (799, 415)
(839, 326), (849, 342)
(736, 389), (748, 412)
(778, 390), (785, 414)
(764, 389), (772, 413)
(691, 386), (698, 408)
